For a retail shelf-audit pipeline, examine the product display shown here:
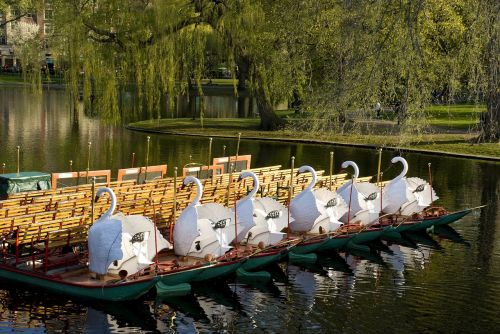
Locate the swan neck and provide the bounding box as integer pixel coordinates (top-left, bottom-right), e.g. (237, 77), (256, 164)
(304, 166), (317, 191)
(394, 158), (408, 181)
(241, 173), (259, 203)
(190, 178), (203, 206)
(101, 188), (116, 218)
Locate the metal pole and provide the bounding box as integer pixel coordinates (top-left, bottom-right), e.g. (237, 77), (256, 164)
(347, 176), (354, 233)
(376, 148), (383, 186)
(287, 156), (295, 239)
(152, 200), (159, 271)
(236, 133), (241, 160)
(207, 137), (213, 172)
(16, 146), (20, 174)
(69, 160), (73, 172)
(329, 151), (334, 191)
(171, 167), (177, 244)
(428, 163), (433, 204)
(226, 162), (234, 206)
(86, 141), (92, 183)
(222, 145), (226, 158)
(144, 136), (150, 182)
(131, 153), (136, 168)
(1, 163), (5, 174)
(91, 177), (96, 223)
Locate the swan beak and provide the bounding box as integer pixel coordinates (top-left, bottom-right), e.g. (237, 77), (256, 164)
(94, 195), (100, 203)
(237, 175), (243, 182)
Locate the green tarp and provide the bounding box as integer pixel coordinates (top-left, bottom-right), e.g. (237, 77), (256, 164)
(0, 172), (52, 196)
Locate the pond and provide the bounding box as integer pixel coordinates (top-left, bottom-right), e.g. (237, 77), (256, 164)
(0, 86), (499, 333)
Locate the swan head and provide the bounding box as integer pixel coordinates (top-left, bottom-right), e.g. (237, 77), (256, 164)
(238, 171), (254, 182)
(94, 187), (113, 203)
(297, 165), (315, 175)
(391, 156), (407, 165)
(183, 175), (198, 186)
(341, 161), (359, 179)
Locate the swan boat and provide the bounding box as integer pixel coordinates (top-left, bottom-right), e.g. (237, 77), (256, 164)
(0, 186), (243, 300)
(368, 157), (480, 237)
(234, 171), (300, 271)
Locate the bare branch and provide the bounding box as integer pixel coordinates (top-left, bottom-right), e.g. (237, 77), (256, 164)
(0, 12), (30, 28)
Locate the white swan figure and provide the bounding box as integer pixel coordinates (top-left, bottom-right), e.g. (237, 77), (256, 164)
(336, 161), (381, 225)
(173, 176), (233, 258)
(236, 171), (288, 247)
(382, 157), (439, 215)
(290, 165), (347, 233)
(89, 187), (170, 276)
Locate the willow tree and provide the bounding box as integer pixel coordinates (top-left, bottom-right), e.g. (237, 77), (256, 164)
(461, 0), (499, 142)
(46, 0), (307, 129)
(293, 0), (483, 141)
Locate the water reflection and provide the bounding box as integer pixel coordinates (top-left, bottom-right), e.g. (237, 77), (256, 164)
(0, 87), (499, 332)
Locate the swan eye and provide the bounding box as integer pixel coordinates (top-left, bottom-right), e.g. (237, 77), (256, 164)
(364, 192), (378, 201)
(326, 198), (337, 207)
(253, 213), (257, 217)
(195, 241), (201, 251)
(266, 210), (280, 219)
(413, 184), (426, 193)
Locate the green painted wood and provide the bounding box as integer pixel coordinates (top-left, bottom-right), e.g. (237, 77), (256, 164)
(0, 266), (157, 301)
(191, 261), (242, 282)
(289, 252), (317, 263)
(236, 268), (271, 283)
(155, 282), (191, 297)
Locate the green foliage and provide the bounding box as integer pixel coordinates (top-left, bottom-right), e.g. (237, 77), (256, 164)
(4, 0), (495, 136)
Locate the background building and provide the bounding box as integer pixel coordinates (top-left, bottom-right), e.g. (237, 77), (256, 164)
(0, 3), (53, 71)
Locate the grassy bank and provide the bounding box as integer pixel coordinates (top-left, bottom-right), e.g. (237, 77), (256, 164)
(0, 73), (64, 85)
(129, 115), (499, 160)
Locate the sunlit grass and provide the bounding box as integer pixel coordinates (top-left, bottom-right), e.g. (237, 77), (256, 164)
(129, 117), (499, 159)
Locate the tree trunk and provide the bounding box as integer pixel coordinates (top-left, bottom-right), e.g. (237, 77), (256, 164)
(237, 56), (250, 90)
(256, 94), (284, 131)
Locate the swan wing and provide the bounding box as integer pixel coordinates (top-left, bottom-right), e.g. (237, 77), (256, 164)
(314, 188), (348, 222)
(355, 182), (381, 213)
(197, 203), (240, 244)
(121, 214), (171, 256)
(407, 177), (439, 207)
(255, 197), (289, 233)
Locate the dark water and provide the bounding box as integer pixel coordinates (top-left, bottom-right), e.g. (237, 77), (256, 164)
(0, 87), (499, 333)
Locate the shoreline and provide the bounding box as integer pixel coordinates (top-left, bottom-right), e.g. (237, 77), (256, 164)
(126, 125), (500, 163)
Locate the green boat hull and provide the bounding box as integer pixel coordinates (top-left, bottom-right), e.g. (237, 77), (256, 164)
(289, 252), (318, 263)
(242, 249), (288, 271)
(317, 234), (353, 251)
(158, 265), (209, 286)
(156, 282), (192, 297)
(191, 260), (242, 282)
(290, 237), (328, 255)
(394, 209), (474, 233)
(350, 228), (385, 244)
(0, 265), (157, 301)
(236, 268), (272, 283)
(433, 209), (472, 226)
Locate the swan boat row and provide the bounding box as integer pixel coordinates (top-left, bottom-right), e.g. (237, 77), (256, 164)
(0, 157), (479, 301)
